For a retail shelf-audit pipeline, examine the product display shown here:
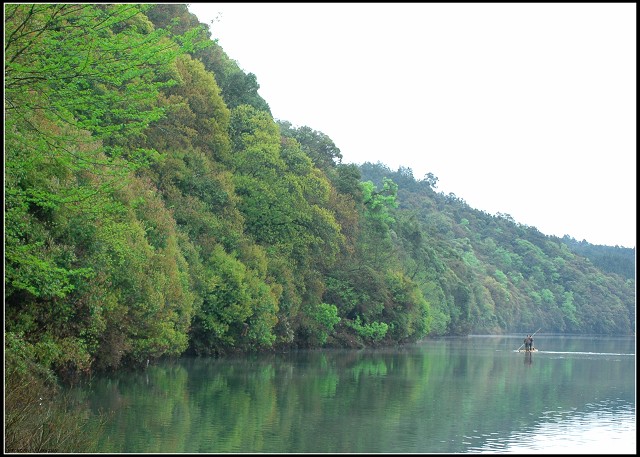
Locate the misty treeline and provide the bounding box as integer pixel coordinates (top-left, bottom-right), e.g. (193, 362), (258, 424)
(5, 4), (635, 385)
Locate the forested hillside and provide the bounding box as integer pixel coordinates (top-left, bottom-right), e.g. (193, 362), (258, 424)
(561, 237), (635, 280)
(5, 3), (635, 391)
(358, 163), (635, 336)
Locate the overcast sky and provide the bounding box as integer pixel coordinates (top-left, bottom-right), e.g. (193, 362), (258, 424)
(187, 3), (636, 248)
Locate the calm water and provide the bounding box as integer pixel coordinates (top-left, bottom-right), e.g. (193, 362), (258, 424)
(73, 335), (636, 453)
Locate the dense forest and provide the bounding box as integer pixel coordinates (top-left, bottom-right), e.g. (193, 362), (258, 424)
(5, 3), (635, 385)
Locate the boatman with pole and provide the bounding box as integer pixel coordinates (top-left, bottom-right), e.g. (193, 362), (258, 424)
(517, 328), (541, 352)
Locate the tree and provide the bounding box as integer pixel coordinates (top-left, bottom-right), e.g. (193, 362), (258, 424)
(4, 3), (204, 373)
(278, 121), (343, 171)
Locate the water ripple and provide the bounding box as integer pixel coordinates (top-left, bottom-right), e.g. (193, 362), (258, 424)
(469, 402), (636, 454)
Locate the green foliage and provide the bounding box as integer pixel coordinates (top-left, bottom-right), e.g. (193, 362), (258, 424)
(5, 4), (200, 161)
(361, 178), (398, 226)
(303, 303), (341, 345)
(494, 269), (508, 284)
(145, 4), (272, 113)
(345, 316), (389, 342)
(383, 271), (431, 341)
(357, 178), (399, 270)
(360, 163), (635, 335)
(278, 120), (343, 170)
(562, 236), (635, 279)
(191, 245), (255, 349)
(324, 277), (366, 317)
(190, 245), (279, 354)
(4, 3), (204, 374)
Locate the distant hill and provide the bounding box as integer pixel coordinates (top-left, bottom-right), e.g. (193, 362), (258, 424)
(560, 237), (635, 280)
(359, 161), (635, 335)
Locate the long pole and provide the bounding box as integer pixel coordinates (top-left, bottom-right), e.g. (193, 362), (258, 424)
(516, 328), (541, 351)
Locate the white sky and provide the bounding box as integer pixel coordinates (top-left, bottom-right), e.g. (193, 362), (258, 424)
(187, 3), (636, 248)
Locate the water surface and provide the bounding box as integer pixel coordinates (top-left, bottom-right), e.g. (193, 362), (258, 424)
(75, 335), (635, 453)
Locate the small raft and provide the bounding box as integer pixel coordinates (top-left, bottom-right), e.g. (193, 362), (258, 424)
(518, 348), (538, 353)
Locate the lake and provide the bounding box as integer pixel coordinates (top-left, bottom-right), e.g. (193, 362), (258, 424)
(73, 335), (635, 453)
